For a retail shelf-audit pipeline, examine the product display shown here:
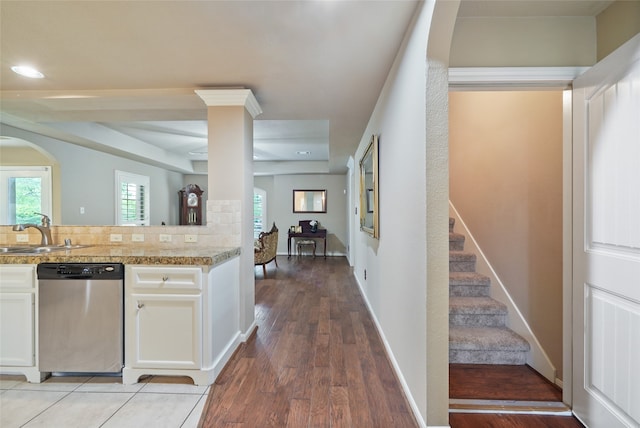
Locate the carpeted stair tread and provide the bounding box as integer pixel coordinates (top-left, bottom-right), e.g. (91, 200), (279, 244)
(449, 326), (530, 352)
(449, 272), (491, 297)
(449, 232), (466, 251)
(449, 251), (476, 272)
(449, 251), (475, 261)
(448, 217), (531, 365)
(449, 271), (490, 286)
(449, 297), (507, 315)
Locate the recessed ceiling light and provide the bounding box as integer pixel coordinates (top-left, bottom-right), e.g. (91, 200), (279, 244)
(296, 151), (311, 155)
(11, 65), (44, 79)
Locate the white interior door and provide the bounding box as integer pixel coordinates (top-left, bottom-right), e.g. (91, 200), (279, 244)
(572, 34), (640, 428)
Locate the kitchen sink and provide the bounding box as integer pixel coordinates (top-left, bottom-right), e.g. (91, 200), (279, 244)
(0, 245), (90, 254)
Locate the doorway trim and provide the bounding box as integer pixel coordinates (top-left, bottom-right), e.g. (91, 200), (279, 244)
(448, 66), (586, 406)
(449, 67), (587, 90)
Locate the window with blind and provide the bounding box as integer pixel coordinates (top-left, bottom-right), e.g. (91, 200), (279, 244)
(115, 170), (149, 226)
(253, 188), (267, 238)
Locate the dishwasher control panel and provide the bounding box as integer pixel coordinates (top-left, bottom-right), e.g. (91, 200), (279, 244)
(37, 263), (124, 280)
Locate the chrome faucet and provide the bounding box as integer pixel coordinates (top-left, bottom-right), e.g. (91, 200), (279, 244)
(12, 213), (53, 246)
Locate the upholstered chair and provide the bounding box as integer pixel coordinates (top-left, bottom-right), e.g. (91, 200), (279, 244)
(254, 223), (279, 277)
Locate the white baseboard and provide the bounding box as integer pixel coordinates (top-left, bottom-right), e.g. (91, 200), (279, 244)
(353, 274), (427, 428)
(212, 331), (242, 379)
(240, 321), (257, 342)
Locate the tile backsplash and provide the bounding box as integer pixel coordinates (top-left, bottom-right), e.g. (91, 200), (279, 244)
(0, 199), (243, 248)
(0, 224), (221, 247)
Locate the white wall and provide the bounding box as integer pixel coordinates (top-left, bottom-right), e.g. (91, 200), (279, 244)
(254, 174), (348, 255)
(2, 125), (183, 226)
(351, 1), (453, 425)
(349, 1), (459, 424)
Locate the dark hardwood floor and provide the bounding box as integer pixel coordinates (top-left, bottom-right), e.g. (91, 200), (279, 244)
(198, 255), (583, 427)
(450, 364), (563, 401)
(449, 413), (585, 428)
(449, 362), (584, 427)
(199, 256), (418, 427)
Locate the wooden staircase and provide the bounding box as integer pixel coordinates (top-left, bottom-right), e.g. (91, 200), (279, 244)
(449, 218), (530, 364)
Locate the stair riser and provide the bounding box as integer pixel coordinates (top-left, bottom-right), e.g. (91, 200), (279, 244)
(449, 349), (527, 365)
(449, 241), (465, 251)
(450, 285), (490, 297)
(450, 260), (476, 272)
(450, 314), (506, 327)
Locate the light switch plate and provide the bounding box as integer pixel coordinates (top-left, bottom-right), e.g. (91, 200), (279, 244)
(110, 234), (123, 242)
(159, 234), (172, 242)
(184, 234), (197, 243)
(15, 234), (29, 243)
(131, 234), (144, 242)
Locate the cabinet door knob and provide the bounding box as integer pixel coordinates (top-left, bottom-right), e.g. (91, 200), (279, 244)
(162, 275), (169, 282)
(137, 302), (145, 309)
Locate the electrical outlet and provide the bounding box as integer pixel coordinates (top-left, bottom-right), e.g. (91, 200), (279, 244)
(15, 234), (29, 243)
(110, 234), (123, 242)
(184, 234), (197, 243)
(131, 234), (145, 242)
(159, 234), (172, 242)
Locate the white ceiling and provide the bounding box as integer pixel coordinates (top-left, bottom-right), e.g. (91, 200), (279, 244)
(0, 1), (612, 175)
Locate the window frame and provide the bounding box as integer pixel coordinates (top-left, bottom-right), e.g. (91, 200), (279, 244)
(253, 187), (267, 239)
(0, 166), (52, 224)
(115, 170), (150, 226)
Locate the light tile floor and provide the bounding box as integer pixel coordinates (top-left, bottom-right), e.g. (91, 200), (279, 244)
(0, 374), (208, 428)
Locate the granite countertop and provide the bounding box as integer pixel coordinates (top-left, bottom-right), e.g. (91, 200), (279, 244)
(0, 245), (241, 266)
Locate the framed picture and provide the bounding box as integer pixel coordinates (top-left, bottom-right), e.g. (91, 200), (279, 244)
(360, 134), (379, 238)
(293, 189), (327, 213)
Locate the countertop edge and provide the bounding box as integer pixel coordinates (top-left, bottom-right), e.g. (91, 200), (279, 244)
(0, 246), (241, 267)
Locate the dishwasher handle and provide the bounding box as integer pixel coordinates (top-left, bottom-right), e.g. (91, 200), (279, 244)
(52, 274), (93, 280)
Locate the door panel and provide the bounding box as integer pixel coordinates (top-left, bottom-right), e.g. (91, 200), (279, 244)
(572, 33), (640, 427)
(130, 293), (202, 369)
(0, 293), (34, 366)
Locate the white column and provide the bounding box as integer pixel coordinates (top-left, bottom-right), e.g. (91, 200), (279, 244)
(195, 89), (262, 336)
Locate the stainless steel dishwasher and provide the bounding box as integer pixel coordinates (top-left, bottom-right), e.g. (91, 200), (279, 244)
(37, 263), (124, 373)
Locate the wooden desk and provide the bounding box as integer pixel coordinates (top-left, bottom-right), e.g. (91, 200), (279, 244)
(288, 229), (327, 258)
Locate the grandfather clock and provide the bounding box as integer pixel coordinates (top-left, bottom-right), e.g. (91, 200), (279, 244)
(178, 184), (204, 225)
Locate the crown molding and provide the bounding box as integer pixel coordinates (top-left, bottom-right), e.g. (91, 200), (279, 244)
(195, 89), (262, 118)
(448, 67), (589, 90)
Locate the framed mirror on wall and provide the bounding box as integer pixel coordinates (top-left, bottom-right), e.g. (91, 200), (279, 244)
(360, 134), (379, 238)
(293, 189), (326, 213)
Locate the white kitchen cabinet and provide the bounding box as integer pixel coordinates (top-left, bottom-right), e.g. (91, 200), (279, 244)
(124, 262), (240, 386)
(0, 264), (44, 382)
(0, 293), (33, 366)
(129, 293), (202, 369)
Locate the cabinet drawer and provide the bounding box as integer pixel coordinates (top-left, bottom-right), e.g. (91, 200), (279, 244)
(127, 266), (202, 291)
(0, 265), (36, 289)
